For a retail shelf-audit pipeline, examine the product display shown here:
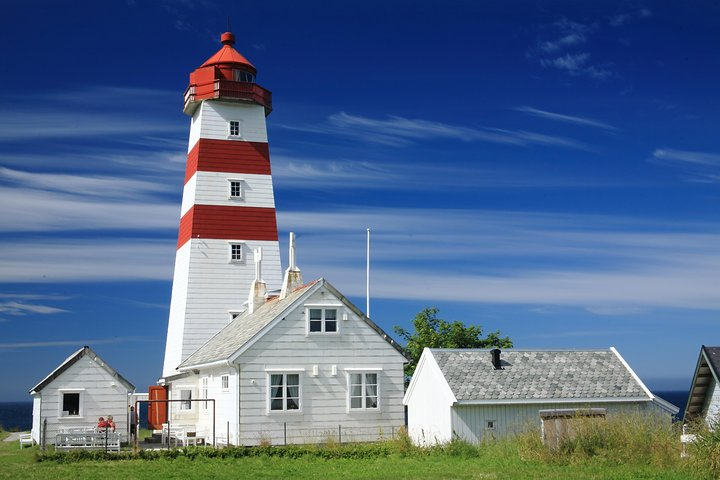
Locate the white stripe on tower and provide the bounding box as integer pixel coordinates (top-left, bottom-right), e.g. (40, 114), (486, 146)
(162, 32), (282, 377)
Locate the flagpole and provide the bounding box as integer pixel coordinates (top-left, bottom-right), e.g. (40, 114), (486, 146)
(366, 228), (370, 318)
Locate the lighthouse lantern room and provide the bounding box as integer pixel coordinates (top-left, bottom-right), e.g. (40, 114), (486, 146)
(163, 32), (282, 378)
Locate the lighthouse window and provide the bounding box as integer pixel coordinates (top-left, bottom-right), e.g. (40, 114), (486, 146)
(230, 243), (243, 262)
(233, 69), (255, 83)
(229, 121), (240, 136)
(228, 179), (242, 198)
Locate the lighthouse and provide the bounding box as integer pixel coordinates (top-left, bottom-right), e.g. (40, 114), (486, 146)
(162, 32), (283, 377)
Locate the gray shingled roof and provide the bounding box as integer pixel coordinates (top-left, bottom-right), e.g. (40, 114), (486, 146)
(703, 346), (720, 378)
(431, 349), (648, 402)
(179, 281), (318, 369)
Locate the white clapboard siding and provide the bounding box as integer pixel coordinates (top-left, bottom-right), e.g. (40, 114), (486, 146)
(232, 287), (406, 446)
(179, 239), (282, 361)
(163, 243), (191, 377)
(188, 101), (268, 151)
(405, 352), (455, 445)
(36, 357), (131, 445)
(181, 172), (276, 217)
(450, 401), (659, 443)
(704, 378), (720, 426)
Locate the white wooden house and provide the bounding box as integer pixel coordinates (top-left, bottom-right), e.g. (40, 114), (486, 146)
(160, 268), (408, 446)
(29, 346), (135, 445)
(404, 347), (678, 445)
(684, 345), (720, 427)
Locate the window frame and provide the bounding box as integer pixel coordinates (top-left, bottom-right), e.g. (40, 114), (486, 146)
(227, 178), (243, 200)
(179, 389), (193, 411)
(228, 120), (241, 137)
(228, 242), (244, 263)
(58, 389), (84, 418)
(221, 374), (230, 392)
(345, 369), (381, 412)
(265, 369), (304, 414)
(305, 305), (342, 335)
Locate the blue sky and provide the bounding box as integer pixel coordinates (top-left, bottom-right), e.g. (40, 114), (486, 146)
(1, 0), (719, 402)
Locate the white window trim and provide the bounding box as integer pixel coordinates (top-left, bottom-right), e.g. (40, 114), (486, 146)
(58, 389), (85, 419)
(266, 371), (303, 415)
(346, 370), (381, 413)
(228, 120), (242, 138)
(305, 305), (343, 336)
(228, 241), (245, 264)
(201, 377), (209, 411)
(486, 420), (496, 430)
(221, 374), (230, 392)
(176, 385), (195, 411)
(227, 178), (244, 200)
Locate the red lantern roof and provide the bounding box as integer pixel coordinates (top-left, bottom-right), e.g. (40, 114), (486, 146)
(200, 32), (256, 74)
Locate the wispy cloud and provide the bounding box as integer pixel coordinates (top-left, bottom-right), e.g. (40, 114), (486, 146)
(0, 239), (174, 282)
(609, 8), (652, 27)
(277, 208), (720, 311)
(0, 336), (159, 350)
(278, 112), (591, 150)
(651, 148), (720, 183)
(515, 106), (617, 131)
(0, 301), (67, 316)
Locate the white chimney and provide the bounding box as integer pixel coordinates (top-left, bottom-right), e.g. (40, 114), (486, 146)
(247, 248), (267, 313)
(280, 232), (303, 299)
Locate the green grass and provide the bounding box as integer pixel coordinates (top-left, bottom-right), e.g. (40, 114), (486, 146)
(0, 419), (709, 480)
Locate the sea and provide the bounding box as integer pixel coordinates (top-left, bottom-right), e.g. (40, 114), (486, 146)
(0, 391), (690, 432)
(0, 402), (149, 431)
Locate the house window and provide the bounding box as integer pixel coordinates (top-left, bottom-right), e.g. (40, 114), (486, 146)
(180, 389), (192, 410)
(229, 243), (243, 262)
(486, 420), (495, 430)
(202, 377), (208, 410)
(221, 375), (229, 391)
(269, 373), (300, 412)
(62, 393), (80, 416)
(349, 372), (379, 410)
(229, 120), (240, 136)
(228, 179), (242, 199)
(308, 308), (338, 333)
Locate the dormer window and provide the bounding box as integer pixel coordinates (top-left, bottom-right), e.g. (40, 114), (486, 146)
(233, 69), (255, 83)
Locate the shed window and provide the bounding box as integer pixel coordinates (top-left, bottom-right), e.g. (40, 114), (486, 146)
(62, 393), (80, 416)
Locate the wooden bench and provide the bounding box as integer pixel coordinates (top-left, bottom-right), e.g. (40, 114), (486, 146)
(55, 432), (121, 452)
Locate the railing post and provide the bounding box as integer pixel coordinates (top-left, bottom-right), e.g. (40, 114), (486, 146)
(338, 424), (342, 443)
(284, 422), (287, 446)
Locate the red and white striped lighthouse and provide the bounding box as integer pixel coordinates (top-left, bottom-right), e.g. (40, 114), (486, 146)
(162, 32), (282, 377)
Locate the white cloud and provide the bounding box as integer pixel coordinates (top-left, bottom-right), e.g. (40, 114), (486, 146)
(0, 167), (174, 199)
(278, 112), (590, 150)
(0, 186), (178, 232)
(653, 149), (720, 167)
(0, 336), (157, 349)
(0, 239), (174, 282)
(0, 301), (67, 316)
(515, 106), (617, 131)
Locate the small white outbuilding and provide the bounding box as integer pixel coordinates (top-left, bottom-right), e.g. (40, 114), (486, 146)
(404, 347), (678, 445)
(29, 346), (135, 446)
(684, 345), (720, 427)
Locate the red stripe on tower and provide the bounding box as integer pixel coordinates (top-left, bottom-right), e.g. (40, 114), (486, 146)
(177, 205), (279, 248)
(185, 139), (272, 183)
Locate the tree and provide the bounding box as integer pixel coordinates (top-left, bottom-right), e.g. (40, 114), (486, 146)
(393, 307), (513, 377)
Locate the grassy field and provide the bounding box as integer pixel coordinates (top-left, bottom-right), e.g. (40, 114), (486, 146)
(0, 420), (710, 480)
